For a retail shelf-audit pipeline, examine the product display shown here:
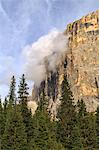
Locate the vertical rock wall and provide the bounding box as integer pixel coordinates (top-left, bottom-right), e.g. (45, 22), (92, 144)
(31, 10), (99, 118)
(66, 10), (99, 112)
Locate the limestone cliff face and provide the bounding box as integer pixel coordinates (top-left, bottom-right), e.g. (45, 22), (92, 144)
(31, 10), (99, 118)
(66, 10), (99, 112)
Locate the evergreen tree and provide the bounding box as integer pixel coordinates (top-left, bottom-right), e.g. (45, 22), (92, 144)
(31, 87), (65, 150)
(86, 113), (96, 150)
(3, 97), (8, 115)
(2, 75), (27, 150)
(18, 74), (29, 103)
(0, 96), (8, 147)
(77, 99), (87, 117)
(18, 74), (34, 147)
(71, 125), (83, 150)
(2, 101), (27, 150)
(77, 100), (96, 149)
(1, 96), (14, 150)
(96, 106), (99, 149)
(8, 76), (16, 104)
(32, 104), (65, 150)
(57, 75), (82, 149)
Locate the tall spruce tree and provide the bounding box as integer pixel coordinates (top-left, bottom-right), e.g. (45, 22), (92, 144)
(57, 75), (83, 149)
(32, 103), (65, 150)
(18, 74), (29, 102)
(18, 74), (34, 147)
(3, 75), (16, 137)
(1, 76), (27, 150)
(77, 100), (96, 149)
(8, 76), (16, 104)
(3, 97), (8, 116)
(1, 94), (14, 150)
(2, 101), (27, 150)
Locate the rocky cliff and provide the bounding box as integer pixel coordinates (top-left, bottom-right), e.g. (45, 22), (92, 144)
(31, 10), (99, 119)
(66, 10), (99, 112)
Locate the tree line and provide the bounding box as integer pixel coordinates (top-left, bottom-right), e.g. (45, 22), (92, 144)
(0, 74), (99, 150)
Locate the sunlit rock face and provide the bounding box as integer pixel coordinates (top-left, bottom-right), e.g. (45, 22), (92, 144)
(66, 10), (99, 112)
(31, 10), (99, 118)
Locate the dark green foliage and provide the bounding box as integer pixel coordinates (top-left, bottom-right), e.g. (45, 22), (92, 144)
(86, 113), (96, 150)
(26, 109), (35, 147)
(0, 73), (98, 150)
(1, 75), (28, 150)
(18, 74), (34, 147)
(0, 97), (8, 147)
(8, 76), (16, 104)
(1, 101), (14, 150)
(20, 100), (34, 143)
(3, 97), (8, 116)
(2, 102), (27, 150)
(57, 75), (82, 149)
(77, 99), (87, 117)
(71, 125), (83, 150)
(34, 108), (64, 150)
(18, 74), (29, 103)
(96, 106), (99, 149)
(32, 107), (53, 149)
(77, 100), (96, 150)
(32, 105), (65, 150)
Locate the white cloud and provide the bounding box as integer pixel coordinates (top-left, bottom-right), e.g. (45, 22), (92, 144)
(22, 29), (68, 86)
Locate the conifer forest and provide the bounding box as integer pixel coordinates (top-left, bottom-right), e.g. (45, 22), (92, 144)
(0, 74), (99, 150)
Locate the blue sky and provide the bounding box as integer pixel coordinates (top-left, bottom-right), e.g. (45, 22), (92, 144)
(0, 0), (99, 98)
